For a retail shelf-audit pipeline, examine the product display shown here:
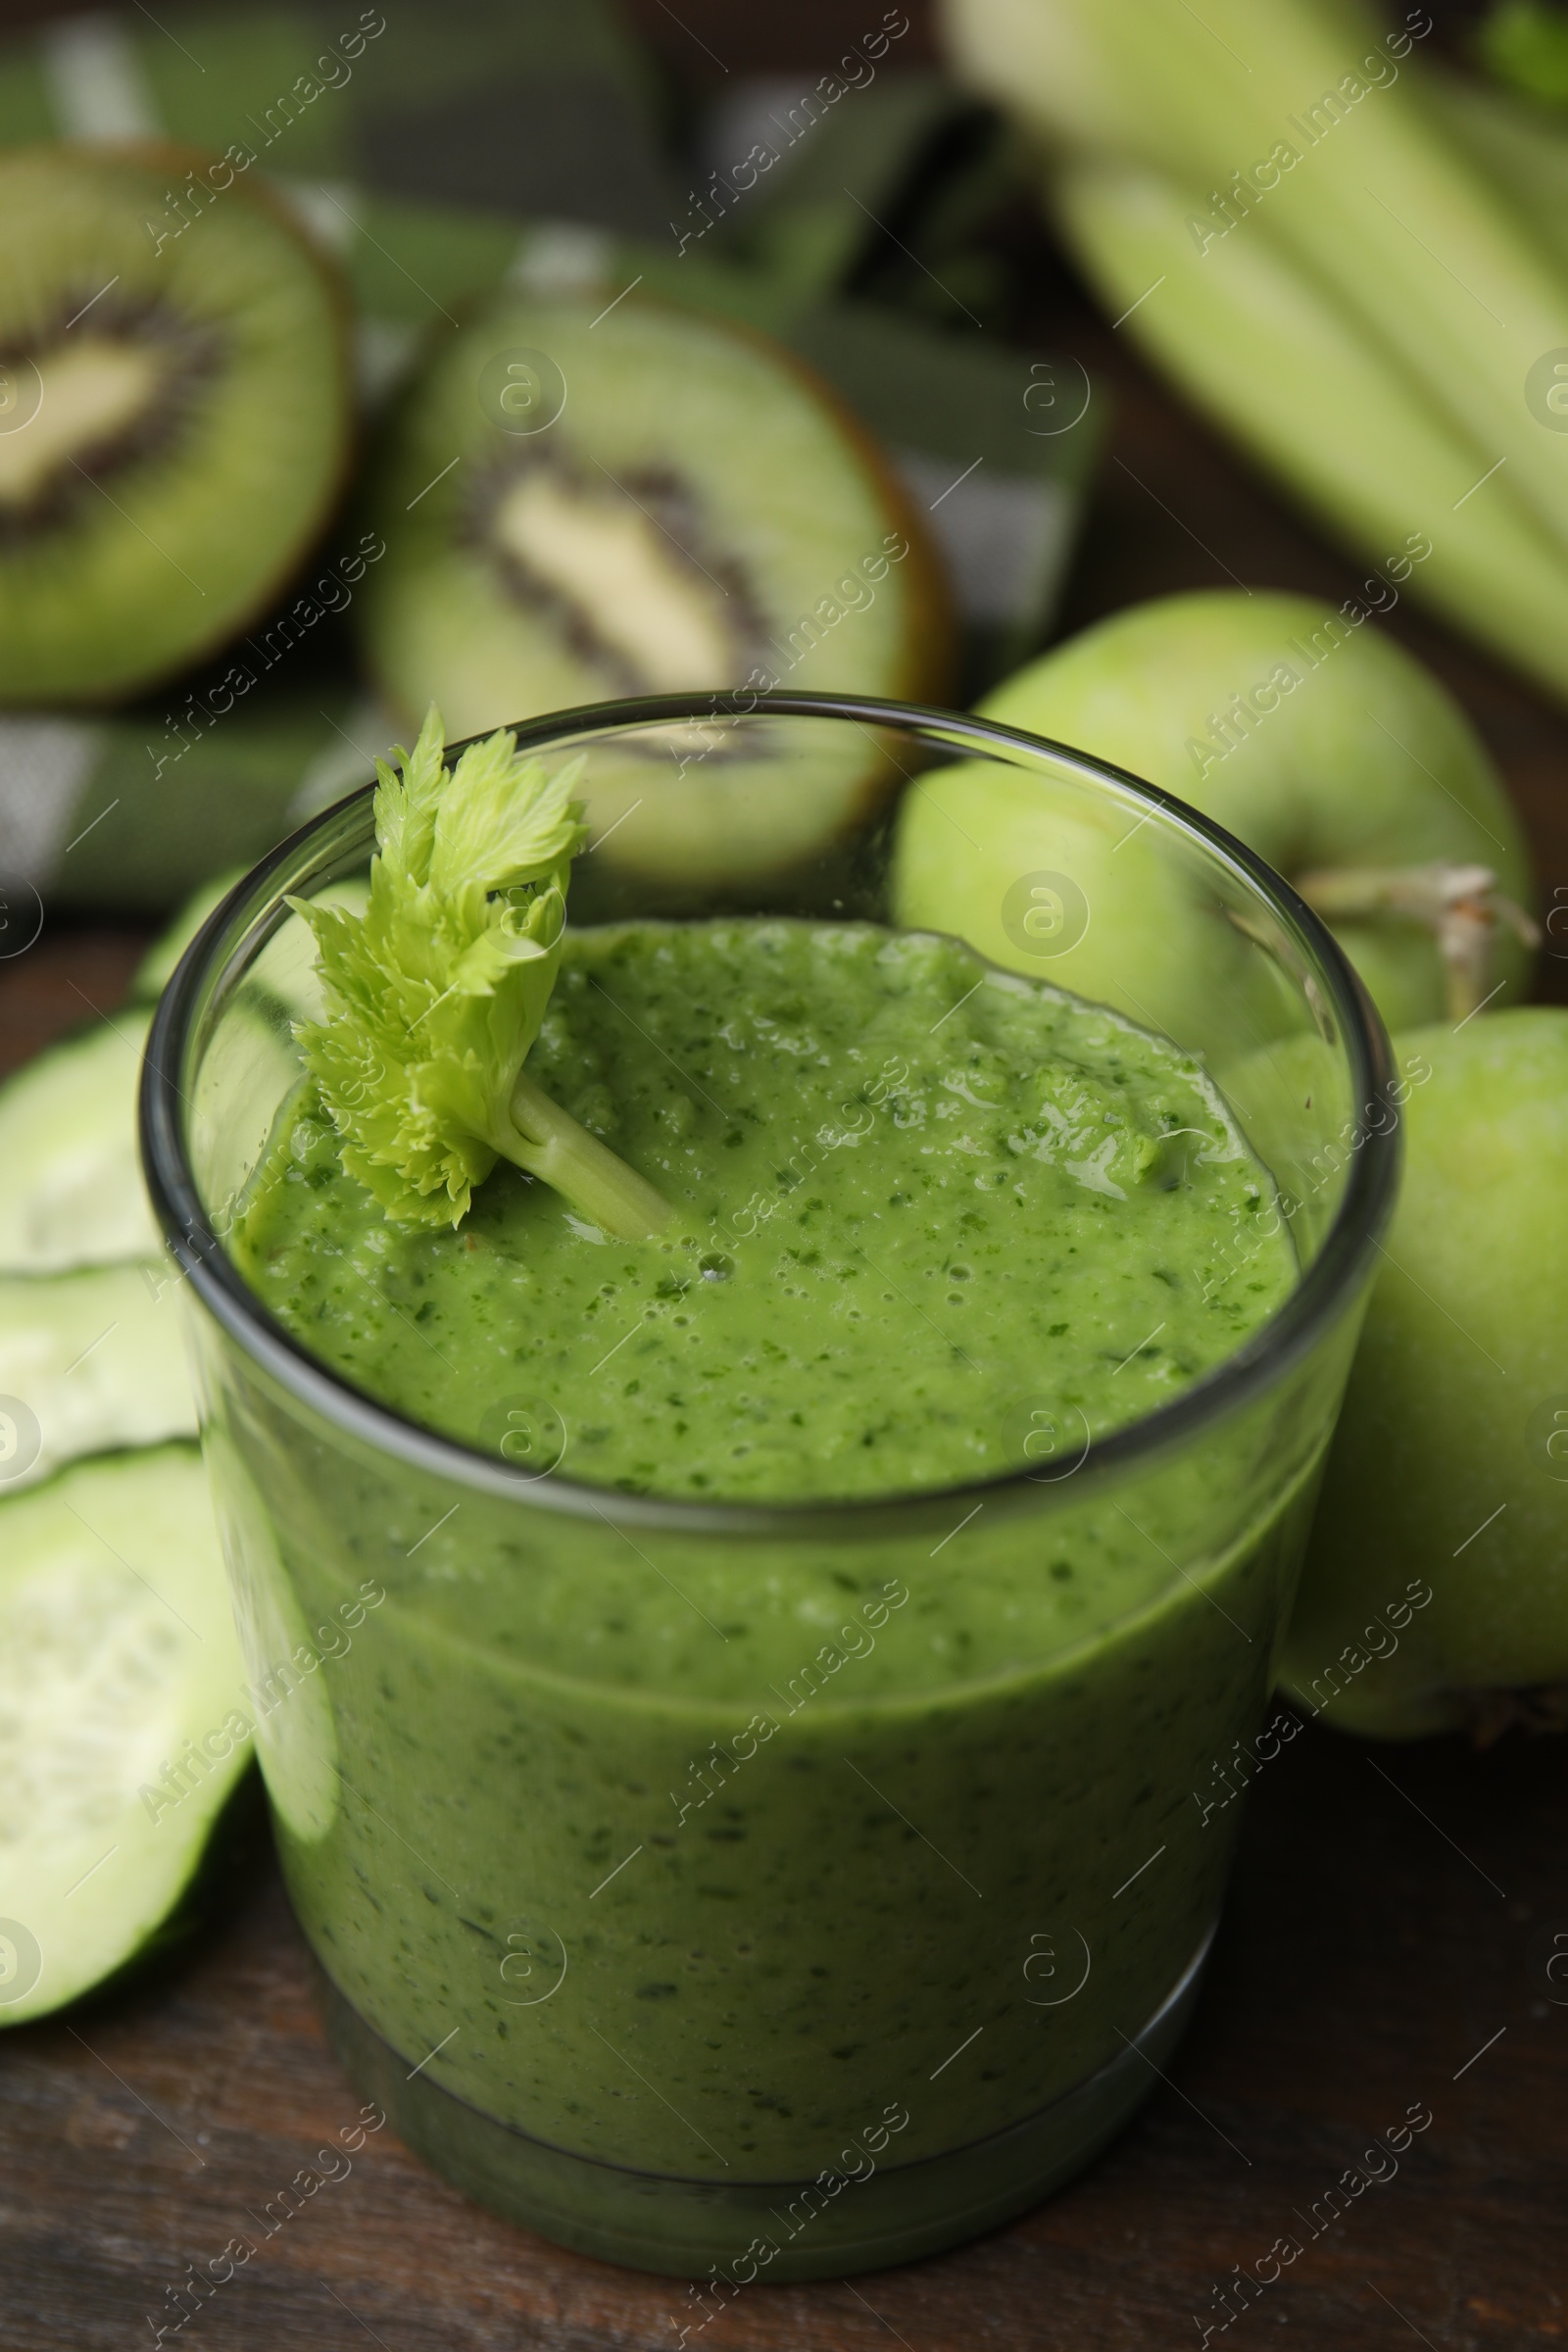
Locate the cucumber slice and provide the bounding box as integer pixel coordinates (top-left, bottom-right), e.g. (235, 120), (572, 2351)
(0, 1012), (158, 1273)
(0, 1447), (250, 2026)
(207, 1432), (339, 1847)
(0, 868), (259, 1279)
(128, 868), (373, 1012)
(0, 874), (369, 1282)
(0, 1263), (195, 1493)
(130, 867), (247, 1004)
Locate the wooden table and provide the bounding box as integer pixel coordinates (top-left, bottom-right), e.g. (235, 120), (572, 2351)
(4, 3), (1567, 2344)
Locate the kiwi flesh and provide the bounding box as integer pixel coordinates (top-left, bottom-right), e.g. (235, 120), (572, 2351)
(356, 293), (953, 887)
(0, 143), (351, 705)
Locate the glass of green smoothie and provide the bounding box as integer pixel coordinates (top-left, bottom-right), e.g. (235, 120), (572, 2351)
(141, 693), (1397, 2283)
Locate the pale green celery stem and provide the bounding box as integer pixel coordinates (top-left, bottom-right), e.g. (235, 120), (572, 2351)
(942, 0), (1568, 556)
(943, 0), (1441, 165)
(1428, 69), (1568, 279)
(1053, 156), (1568, 705)
(497, 1069), (675, 1242)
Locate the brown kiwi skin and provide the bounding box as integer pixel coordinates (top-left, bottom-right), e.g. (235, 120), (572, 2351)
(715, 318), (956, 855)
(366, 287), (958, 808)
(636, 298), (959, 711)
(731, 315), (958, 701)
(749, 320), (959, 844)
(7, 139), (356, 708)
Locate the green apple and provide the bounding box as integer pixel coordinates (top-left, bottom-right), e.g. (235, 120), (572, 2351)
(892, 591), (1535, 1047)
(1278, 1008), (1568, 1740)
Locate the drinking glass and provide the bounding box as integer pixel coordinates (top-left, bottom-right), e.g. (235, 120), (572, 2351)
(141, 692), (1397, 2279)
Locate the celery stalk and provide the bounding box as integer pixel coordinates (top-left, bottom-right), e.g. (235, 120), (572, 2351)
(1427, 68), (1568, 278)
(942, 0), (1568, 558)
(1053, 156), (1568, 703)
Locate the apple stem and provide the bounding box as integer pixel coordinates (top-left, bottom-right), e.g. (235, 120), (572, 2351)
(1293, 859), (1541, 1023)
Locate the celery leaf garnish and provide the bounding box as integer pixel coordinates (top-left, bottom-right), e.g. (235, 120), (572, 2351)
(289, 708), (674, 1240)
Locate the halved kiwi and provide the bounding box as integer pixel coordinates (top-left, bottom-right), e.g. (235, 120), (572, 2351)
(0, 143), (351, 705)
(356, 292), (953, 886)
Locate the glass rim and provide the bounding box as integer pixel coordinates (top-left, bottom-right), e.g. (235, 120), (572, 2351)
(139, 687), (1399, 1540)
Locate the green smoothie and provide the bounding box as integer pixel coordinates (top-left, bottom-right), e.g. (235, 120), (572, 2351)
(236, 920), (1292, 1496)
(219, 916), (1306, 2234)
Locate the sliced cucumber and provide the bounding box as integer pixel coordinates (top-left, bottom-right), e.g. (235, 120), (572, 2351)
(0, 867), (243, 1276)
(0, 1263), (195, 1493)
(207, 1432), (339, 1846)
(0, 1013), (158, 1273)
(129, 869), (371, 1016)
(0, 1447), (251, 2026)
(0, 866), (357, 1284)
(130, 867), (247, 1004)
